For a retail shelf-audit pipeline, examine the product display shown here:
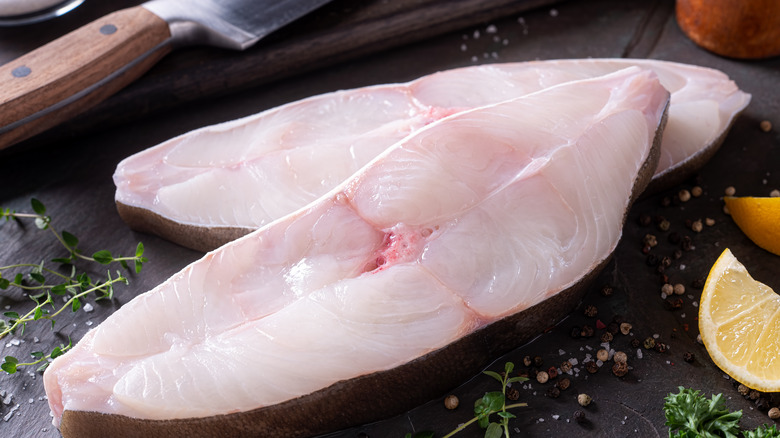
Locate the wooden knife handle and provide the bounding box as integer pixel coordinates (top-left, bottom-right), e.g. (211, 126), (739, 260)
(0, 6), (172, 149)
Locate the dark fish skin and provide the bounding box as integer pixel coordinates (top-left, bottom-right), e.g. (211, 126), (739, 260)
(59, 103), (667, 438)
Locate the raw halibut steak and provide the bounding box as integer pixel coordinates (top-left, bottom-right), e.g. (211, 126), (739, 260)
(48, 67), (669, 438)
(114, 58), (748, 252)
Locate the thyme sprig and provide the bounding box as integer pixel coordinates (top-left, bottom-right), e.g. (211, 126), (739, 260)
(0, 199), (148, 374)
(406, 362), (528, 438)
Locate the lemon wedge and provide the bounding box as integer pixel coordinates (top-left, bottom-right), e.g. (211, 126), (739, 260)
(699, 248), (780, 391)
(723, 196), (780, 256)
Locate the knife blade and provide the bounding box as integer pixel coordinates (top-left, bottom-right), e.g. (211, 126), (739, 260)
(0, 0), (333, 150)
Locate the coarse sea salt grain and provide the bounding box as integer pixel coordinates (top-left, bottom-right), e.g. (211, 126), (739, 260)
(558, 349), (566, 355)
(3, 404), (19, 422)
(486, 24), (497, 33)
(637, 349), (643, 359)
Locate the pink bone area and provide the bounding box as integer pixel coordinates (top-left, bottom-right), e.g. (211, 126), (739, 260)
(364, 225), (434, 273)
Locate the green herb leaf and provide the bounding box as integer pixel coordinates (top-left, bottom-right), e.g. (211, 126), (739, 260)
(136, 242), (145, 257)
(664, 387), (741, 438)
(30, 198), (46, 215)
(1, 356), (18, 374)
(483, 370), (503, 384)
(92, 250), (114, 264)
(51, 257), (73, 264)
(4, 311), (19, 320)
(61, 230), (79, 248)
(743, 424), (780, 438)
(71, 297), (81, 312)
(29, 272), (46, 284)
(0, 278), (8, 290)
(33, 307), (43, 320)
(484, 422), (502, 438)
(482, 392), (505, 412)
(13, 273), (22, 284)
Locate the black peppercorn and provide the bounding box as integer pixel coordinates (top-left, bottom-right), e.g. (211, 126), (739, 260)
(506, 387), (520, 401)
(600, 284), (613, 296)
(556, 377), (571, 391)
(533, 356), (544, 367)
(755, 398), (771, 412)
(654, 342), (669, 353)
(661, 197), (671, 207)
(660, 256), (672, 268)
(573, 410), (587, 424)
(638, 213), (652, 226)
(631, 338), (641, 348)
(570, 326), (582, 339)
(691, 278), (705, 289)
(601, 332), (614, 343)
(664, 297), (683, 310)
(673, 249), (683, 260)
(547, 366), (558, 379)
(646, 254), (660, 267)
(607, 321), (619, 335)
(546, 386), (561, 398)
(612, 361), (629, 377)
(523, 355), (532, 367)
(584, 305), (598, 318)
(580, 325), (595, 338)
(584, 360), (598, 374)
(683, 352), (695, 363)
(681, 235), (694, 251)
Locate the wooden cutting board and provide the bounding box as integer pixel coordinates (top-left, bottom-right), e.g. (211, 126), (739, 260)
(0, 0), (563, 146)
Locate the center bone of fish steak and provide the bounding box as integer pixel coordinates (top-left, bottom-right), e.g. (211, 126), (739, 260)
(45, 67), (668, 424)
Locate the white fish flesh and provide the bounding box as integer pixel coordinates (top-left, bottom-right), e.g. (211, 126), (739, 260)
(47, 67), (669, 437)
(113, 58), (749, 252)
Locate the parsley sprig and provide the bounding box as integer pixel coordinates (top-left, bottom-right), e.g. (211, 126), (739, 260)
(407, 362), (528, 438)
(664, 387), (780, 438)
(0, 199), (148, 374)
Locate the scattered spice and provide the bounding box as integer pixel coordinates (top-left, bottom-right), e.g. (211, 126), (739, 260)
(607, 321), (620, 335)
(556, 377), (571, 391)
(573, 409), (587, 424)
(755, 398), (770, 412)
(643, 233), (658, 248)
(596, 349), (609, 362)
(673, 283), (686, 295)
(771, 189), (780, 198)
(536, 370), (549, 384)
(631, 338), (641, 348)
(546, 386), (561, 398)
(533, 356), (544, 367)
(620, 322), (632, 335)
(662, 283), (674, 296)
(691, 278), (706, 289)
(570, 326), (582, 339)
(658, 219), (671, 231)
(584, 304), (598, 318)
(668, 232), (681, 244)
(760, 120), (772, 132)
(673, 249), (683, 260)
(506, 387), (520, 401)
(683, 352), (695, 363)
(681, 235), (694, 251)
(691, 186), (703, 197)
(725, 186), (736, 196)
(546, 366), (558, 379)
(691, 219), (703, 233)
(600, 332), (613, 343)
(665, 297), (684, 310)
(523, 355), (533, 367)
(638, 213), (653, 226)
(613, 351), (628, 364)
(643, 337), (656, 349)
(749, 390), (760, 401)
(768, 407), (780, 420)
(444, 394), (459, 410)
(577, 393), (592, 407)
(584, 360), (598, 374)
(600, 284), (614, 297)
(612, 361), (629, 377)
(654, 342), (669, 353)
(661, 256), (672, 268)
(678, 189), (691, 202)
(705, 217), (715, 226)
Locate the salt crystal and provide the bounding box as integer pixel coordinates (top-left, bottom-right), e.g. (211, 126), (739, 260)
(653, 333), (660, 339)
(636, 349), (643, 359)
(596, 359), (603, 367)
(681, 313), (686, 318)
(558, 349), (566, 355)
(493, 36), (500, 42)
(2, 393), (12, 405)
(661, 292), (667, 299)
(552, 414), (560, 420)
(486, 24), (497, 33)
(502, 39), (509, 45)
(569, 358), (579, 365)
(538, 418), (545, 422)
(3, 404), (19, 422)
(517, 17), (526, 24)
(28, 398), (33, 404)
(473, 30), (480, 39)
(83, 303), (94, 312)
(86, 321), (93, 326)
(549, 8), (559, 17)
(693, 301), (699, 308)
(33, 337), (39, 343)
(470, 56), (478, 62)
(460, 43), (467, 51)
(680, 264), (686, 270)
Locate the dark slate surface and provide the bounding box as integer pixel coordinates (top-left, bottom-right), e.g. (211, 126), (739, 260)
(1, 0), (779, 437)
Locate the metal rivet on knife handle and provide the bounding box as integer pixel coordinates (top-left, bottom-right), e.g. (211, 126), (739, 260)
(11, 66), (32, 78)
(100, 24), (118, 35)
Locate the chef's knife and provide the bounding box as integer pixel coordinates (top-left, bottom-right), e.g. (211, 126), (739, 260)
(0, 0), (333, 149)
